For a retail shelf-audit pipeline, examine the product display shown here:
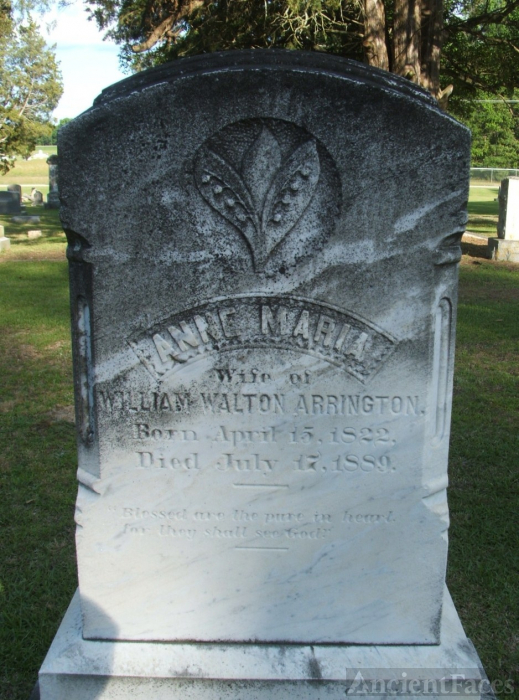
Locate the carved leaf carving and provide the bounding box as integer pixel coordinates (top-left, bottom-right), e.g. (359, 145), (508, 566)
(262, 140), (320, 257)
(194, 126), (321, 271)
(194, 147), (259, 248)
(241, 126), (282, 211)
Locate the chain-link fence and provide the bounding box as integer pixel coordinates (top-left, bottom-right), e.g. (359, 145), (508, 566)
(471, 167), (519, 185)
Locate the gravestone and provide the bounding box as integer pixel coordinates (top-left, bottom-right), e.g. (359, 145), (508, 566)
(0, 190), (21, 215)
(0, 224), (10, 252)
(7, 183), (22, 204)
(45, 155), (60, 209)
(11, 215), (40, 224)
(31, 188), (44, 205)
(38, 50), (488, 699)
(488, 177), (519, 262)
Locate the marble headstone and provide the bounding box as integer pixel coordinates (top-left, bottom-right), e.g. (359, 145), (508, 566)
(59, 50), (470, 645)
(489, 177), (519, 261)
(39, 50), (487, 699)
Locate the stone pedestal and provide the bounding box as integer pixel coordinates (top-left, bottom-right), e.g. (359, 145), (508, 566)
(488, 238), (519, 262)
(39, 588), (487, 700)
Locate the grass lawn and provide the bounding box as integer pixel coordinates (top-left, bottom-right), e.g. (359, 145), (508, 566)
(467, 186), (500, 237)
(0, 208), (66, 262)
(0, 220), (518, 699)
(0, 150), (56, 198)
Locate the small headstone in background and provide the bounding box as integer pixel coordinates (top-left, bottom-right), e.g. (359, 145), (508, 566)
(0, 191), (21, 215)
(31, 189), (44, 205)
(0, 224), (10, 252)
(11, 215), (40, 224)
(45, 155), (60, 209)
(489, 177), (519, 261)
(7, 184), (22, 205)
(27, 230), (42, 239)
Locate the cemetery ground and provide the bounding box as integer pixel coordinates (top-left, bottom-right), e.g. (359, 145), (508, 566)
(0, 194), (517, 699)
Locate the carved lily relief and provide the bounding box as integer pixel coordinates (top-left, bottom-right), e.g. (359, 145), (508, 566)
(195, 126), (320, 270)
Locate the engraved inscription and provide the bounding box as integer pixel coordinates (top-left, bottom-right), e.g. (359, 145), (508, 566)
(129, 295), (397, 383)
(111, 505), (397, 547)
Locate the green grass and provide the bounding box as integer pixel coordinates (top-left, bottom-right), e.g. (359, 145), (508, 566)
(447, 259), (519, 696)
(0, 251), (518, 699)
(0, 261), (77, 700)
(467, 186), (500, 236)
(1, 148), (56, 197)
(0, 207), (66, 261)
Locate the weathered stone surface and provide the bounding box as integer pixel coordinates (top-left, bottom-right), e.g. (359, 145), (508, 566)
(39, 588), (485, 700)
(59, 50), (470, 645)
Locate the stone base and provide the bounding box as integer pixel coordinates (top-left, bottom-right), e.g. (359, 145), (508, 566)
(0, 237), (10, 252)
(38, 588), (492, 699)
(488, 238), (519, 262)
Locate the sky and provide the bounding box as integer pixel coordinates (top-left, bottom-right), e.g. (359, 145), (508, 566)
(41, 2), (127, 121)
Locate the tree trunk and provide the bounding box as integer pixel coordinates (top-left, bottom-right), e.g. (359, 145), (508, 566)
(393, 0), (421, 82)
(420, 0), (444, 97)
(363, 0), (390, 71)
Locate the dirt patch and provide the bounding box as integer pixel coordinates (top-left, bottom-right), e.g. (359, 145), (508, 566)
(16, 343), (42, 360)
(0, 400), (19, 414)
(45, 340), (66, 351)
(46, 405), (76, 424)
(461, 233), (490, 261)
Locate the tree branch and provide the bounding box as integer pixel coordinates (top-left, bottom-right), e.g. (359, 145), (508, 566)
(446, 0), (519, 32)
(131, 0), (205, 53)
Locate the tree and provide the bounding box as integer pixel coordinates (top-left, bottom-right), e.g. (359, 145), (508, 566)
(449, 92), (519, 166)
(0, 12), (63, 172)
(36, 117), (73, 145)
(86, 0), (519, 104)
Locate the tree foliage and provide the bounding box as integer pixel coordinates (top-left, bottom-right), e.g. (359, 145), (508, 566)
(0, 5), (62, 172)
(36, 117), (72, 145)
(86, 0), (519, 103)
(450, 92), (519, 166)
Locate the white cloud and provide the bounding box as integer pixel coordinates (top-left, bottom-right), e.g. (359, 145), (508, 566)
(44, 3), (109, 47)
(40, 2), (128, 120)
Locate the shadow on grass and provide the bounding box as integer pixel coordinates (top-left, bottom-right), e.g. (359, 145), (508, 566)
(0, 206), (63, 240)
(467, 199), (499, 217)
